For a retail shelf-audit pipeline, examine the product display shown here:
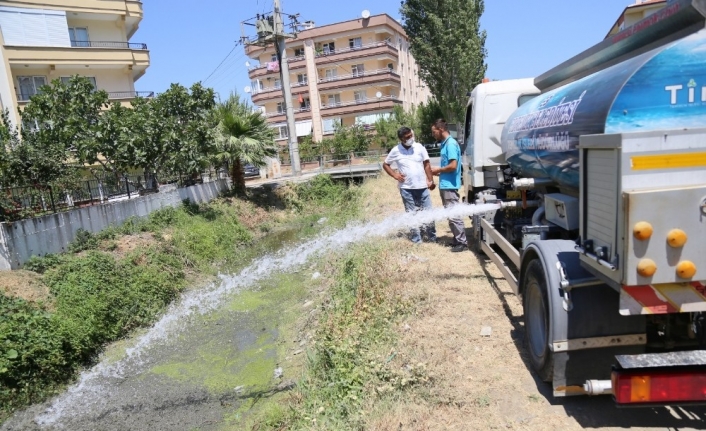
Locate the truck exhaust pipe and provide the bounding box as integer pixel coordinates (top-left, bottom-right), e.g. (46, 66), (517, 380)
(583, 379), (613, 396)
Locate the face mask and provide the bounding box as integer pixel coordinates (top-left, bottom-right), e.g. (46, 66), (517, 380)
(402, 138), (414, 147)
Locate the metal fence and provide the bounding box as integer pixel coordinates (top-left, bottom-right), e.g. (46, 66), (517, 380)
(0, 169), (226, 222)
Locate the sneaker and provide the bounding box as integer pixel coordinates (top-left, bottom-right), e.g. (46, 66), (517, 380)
(450, 244), (467, 253)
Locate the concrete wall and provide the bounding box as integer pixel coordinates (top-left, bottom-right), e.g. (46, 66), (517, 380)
(0, 179), (229, 270)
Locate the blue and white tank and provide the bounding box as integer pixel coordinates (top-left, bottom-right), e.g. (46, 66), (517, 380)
(501, 29), (706, 191)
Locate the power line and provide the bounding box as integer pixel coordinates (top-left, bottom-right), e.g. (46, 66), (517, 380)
(203, 42), (241, 83)
(207, 52), (250, 91)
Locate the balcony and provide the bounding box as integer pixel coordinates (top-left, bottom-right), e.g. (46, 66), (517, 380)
(250, 81), (309, 104)
(4, 41), (150, 80)
(315, 41), (397, 66)
(4, 0), (142, 15)
(69, 41), (148, 50)
(263, 106), (312, 123)
(248, 56), (307, 79)
(320, 95), (402, 117)
(17, 90), (154, 103)
(317, 68), (400, 91)
(107, 91), (154, 99)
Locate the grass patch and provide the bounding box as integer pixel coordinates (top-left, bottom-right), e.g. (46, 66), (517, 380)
(0, 175), (362, 424)
(246, 243), (427, 430)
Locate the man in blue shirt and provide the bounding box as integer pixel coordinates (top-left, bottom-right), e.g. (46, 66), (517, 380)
(431, 119), (467, 252)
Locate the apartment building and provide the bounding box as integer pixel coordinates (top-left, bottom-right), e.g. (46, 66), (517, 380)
(606, 0), (667, 37)
(0, 0), (150, 125)
(245, 13), (431, 145)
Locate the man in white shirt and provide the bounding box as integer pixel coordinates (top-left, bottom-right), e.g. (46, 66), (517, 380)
(383, 126), (437, 244)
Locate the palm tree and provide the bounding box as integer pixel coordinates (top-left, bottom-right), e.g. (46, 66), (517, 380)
(214, 93), (277, 194)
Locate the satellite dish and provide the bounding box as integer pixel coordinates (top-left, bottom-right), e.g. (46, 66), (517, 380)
(245, 61), (251, 68)
(244, 86), (252, 94)
(375, 91), (382, 98)
(361, 9), (370, 19)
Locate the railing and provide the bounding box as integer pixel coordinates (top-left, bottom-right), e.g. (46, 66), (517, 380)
(278, 149), (387, 177)
(264, 106), (312, 117)
(321, 95), (400, 109)
(17, 91), (154, 102)
(107, 91), (155, 99)
(247, 41), (395, 72)
(0, 170), (226, 222)
(318, 68), (397, 84)
(262, 96), (399, 117)
(251, 81), (308, 95)
(314, 40), (395, 58)
(70, 40), (148, 50)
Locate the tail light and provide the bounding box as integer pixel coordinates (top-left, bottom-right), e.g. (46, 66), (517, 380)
(612, 369), (706, 405)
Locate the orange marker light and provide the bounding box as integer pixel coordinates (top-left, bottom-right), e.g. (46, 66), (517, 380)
(637, 259), (657, 277)
(633, 222), (653, 241)
(677, 261), (697, 279)
(667, 229), (688, 248)
(630, 375), (651, 403)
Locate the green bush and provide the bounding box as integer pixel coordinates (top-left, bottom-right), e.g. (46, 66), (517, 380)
(0, 294), (67, 415)
(44, 251), (184, 361)
(67, 229), (99, 253)
(23, 254), (66, 274)
(295, 175), (360, 211)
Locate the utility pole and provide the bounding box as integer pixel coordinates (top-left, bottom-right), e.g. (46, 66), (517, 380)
(242, 3), (301, 175)
(272, 0), (301, 176)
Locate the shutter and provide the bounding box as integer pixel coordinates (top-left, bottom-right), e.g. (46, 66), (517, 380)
(22, 12), (46, 46)
(0, 7), (68, 47)
(0, 9), (24, 45)
(44, 10), (70, 47)
(295, 120), (312, 137)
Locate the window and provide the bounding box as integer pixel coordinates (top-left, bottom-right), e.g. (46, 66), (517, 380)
(354, 91), (367, 103)
(349, 37), (362, 49)
(274, 79), (282, 89)
(294, 47), (304, 57)
(17, 76), (46, 101)
(300, 97), (311, 109)
(296, 73), (307, 85)
(327, 94), (341, 106)
(322, 118), (339, 134)
(324, 68), (337, 81)
(60, 76), (96, 88)
(252, 80), (264, 91)
(276, 102), (284, 113)
(387, 63), (394, 71)
(68, 27), (89, 47)
(518, 94), (538, 106)
(322, 42), (335, 54)
(351, 64), (365, 77)
(277, 125), (288, 139)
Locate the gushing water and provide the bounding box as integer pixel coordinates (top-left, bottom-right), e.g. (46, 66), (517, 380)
(34, 203), (499, 428)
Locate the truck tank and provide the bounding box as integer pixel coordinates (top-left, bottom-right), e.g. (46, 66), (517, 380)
(501, 28), (706, 191)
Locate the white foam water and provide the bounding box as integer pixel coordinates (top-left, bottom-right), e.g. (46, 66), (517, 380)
(34, 203), (499, 428)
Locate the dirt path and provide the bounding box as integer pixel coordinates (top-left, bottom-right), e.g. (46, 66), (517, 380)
(367, 177), (706, 430)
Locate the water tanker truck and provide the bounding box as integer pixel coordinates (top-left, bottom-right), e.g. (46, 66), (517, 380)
(464, 0), (706, 405)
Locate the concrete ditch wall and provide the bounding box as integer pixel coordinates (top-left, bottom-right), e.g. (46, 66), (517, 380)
(0, 179), (230, 270)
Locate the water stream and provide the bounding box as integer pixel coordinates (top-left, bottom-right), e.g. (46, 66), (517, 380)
(12, 203), (500, 429)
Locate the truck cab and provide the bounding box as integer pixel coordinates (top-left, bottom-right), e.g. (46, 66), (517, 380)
(462, 79), (539, 202)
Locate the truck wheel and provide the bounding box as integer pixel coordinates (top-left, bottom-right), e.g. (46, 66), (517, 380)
(523, 259), (554, 382)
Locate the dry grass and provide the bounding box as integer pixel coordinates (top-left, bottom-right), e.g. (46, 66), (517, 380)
(350, 176), (603, 430)
(0, 270), (48, 303)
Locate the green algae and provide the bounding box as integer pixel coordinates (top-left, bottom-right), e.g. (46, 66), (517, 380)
(148, 271), (313, 396)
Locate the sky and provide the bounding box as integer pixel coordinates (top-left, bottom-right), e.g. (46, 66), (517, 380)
(133, 0), (630, 101)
